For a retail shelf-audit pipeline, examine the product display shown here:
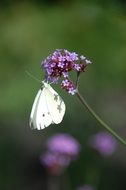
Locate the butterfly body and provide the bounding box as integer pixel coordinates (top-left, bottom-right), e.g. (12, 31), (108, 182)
(30, 82), (66, 130)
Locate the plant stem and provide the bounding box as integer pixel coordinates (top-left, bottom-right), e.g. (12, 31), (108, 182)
(48, 175), (60, 190)
(76, 91), (126, 146)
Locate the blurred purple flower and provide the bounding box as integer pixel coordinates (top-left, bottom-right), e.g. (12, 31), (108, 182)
(40, 133), (80, 175)
(40, 151), (70, 175)
(41, 152), (70, 167)
(46, 133), (80, 157)
(89, 131), (117, 156)
(77, 185), (94, 190)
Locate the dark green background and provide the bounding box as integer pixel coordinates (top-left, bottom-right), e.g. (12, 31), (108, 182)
(0, 0), (126, 189)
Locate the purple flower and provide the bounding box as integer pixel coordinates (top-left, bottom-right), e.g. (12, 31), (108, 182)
(80, 55), (92, 65)
(41, 49), (91, 95)
(80, 55), (86, 60)
(41, 152), (70, 167)
(85, 59), (92, 64)
(73, 64), (81, 71)
(40, 152), (70, 175)
(40, 133), (80, 175)
(46, 133), (80, 157)
(61, 79), (77, 95)
(89, 131), (117, 156)
(77, 185), (94, 190)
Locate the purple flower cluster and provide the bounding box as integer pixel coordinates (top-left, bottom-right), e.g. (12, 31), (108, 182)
(40, 133), (80, 175)
(61, 79), (77, 95)
(41, 49), (91, 95)
(89, 131), (117, 157)
(46, 133), (80, 156)
(77, 185), (94, 190)
(41, 151), (70, 174)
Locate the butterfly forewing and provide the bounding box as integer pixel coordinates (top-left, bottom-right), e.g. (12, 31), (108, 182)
(43, 84), (66, 124)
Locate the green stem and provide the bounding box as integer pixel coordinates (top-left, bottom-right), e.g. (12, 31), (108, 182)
(76, 91), (126, 146)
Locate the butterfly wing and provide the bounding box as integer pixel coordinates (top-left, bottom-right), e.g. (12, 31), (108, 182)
(29, 89), (53, 130)
(29, 89), (41, 129)
(43, 83), (66, 124)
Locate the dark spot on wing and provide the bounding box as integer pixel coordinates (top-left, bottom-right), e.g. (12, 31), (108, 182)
(42, 114), (45, 117)
(54, 94), (58, 101)
(54, 94), (64, 113)
(30, 122), (34, 129)
(57, 104), (62, 113)
(39, 124), (42, 129)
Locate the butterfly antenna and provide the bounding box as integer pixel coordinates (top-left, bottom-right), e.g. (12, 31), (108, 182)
(25, 70), (41, 83)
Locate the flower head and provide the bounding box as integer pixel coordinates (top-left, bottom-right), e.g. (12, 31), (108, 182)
(61, 79), (77, 95)
(77, 185), (94, 190)
(40, 151), (70, 175)
(40, 133), (80, 175)
(89, 131), (117, 156)
(46, 133), (80, 157)
(41, 49), (91, 95)
(41, 152), (70, 167)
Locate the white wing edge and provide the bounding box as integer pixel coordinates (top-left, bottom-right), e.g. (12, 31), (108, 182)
(29, 90), (41, 129)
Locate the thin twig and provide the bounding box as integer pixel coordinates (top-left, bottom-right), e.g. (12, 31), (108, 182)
(76, 91), (126, 146)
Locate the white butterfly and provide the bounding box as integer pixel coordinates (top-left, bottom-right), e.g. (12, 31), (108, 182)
(29, 82), (66, 130)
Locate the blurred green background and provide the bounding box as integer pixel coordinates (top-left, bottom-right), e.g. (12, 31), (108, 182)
(0, 0), (126, 189)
